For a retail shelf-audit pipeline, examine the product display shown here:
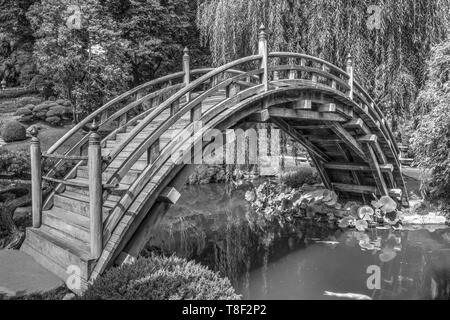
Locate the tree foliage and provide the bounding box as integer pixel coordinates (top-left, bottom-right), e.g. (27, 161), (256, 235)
(411, 38), (450, 199)
(197, 0), (450, 128)
(25, 0), (209, 117)
(27, 0), (130, 117)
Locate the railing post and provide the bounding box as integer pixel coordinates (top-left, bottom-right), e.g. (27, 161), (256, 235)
(88, 121), (103, 259)
(346, 53), (354, 100)
(183, 47), (191, 102)
(30, 127), (42, 228)
(258, 24), (269, 91)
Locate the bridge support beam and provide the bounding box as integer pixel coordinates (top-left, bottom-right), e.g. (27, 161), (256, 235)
(271, 117), (330, 163)
(328, 123), (366, 161)
(360, 138), (389, 197)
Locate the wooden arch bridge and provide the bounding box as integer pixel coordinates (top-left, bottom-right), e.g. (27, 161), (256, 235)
(21, 26), (408, 292)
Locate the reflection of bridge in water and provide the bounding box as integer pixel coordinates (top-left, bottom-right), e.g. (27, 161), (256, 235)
(21, 25), (408, 292)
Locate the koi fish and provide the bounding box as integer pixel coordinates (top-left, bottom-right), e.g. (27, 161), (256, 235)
(324, 291), (372, 300)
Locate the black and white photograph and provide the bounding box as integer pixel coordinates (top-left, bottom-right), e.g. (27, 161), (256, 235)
(0, 0), (449, 305)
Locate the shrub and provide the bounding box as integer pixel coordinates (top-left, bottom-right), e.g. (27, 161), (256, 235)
(33, 104), (49, 112)
(14, 107), (32, 116)
(0, 149), (30, 178)
(280, 167), (321, 188)
(82, 255), (241, 300)
(24, 104), (36, 111)
(1, 121), (27, 142)
(47, 105), (70, 117)
(187, 165), (228, 184)
(19, 115), (34, 123)
(17, 97), (42, 106)
(45, 116), (62, 126)
(34, 111), (47, 119)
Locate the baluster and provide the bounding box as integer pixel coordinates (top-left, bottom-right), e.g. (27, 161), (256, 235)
(258, 24), (269, 91)
(100, 111), (108, 124)
(88, 122), (103, 259)
(30, 128), (42, 228)
(226, 82), (240, 98)
(191, 103), (202, 165)
(147, 139), (160, 165)
(300, 58), (306, 79)
(170, 100), (180, 116)
(289, 58), (297, 79)
(183, 47), (191, 103)
(273, 70), (280, 81)
(346, 53), (354, 100)
(312, 62), (318, 83)
(322, 64), (331, 87)
(118, 112), (128, 133)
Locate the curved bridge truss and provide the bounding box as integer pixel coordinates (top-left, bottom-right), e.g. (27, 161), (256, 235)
(21, 27), (408, 291)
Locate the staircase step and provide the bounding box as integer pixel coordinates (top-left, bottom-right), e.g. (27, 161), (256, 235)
(53, 191), (115, 217)
(42, 209), (90, 243)
(21, 226), (93, 282)
(44, 207), (89, 229)
(76, 166), (141, 185)
(108, 158), (148, 171)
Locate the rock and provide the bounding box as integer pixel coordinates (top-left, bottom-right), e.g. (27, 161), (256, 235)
(13, 206), (32, 221)
(62, 293), (76, 300)
(401, 212), (447, 225)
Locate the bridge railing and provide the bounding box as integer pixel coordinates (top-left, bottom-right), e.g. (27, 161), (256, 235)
(98, 25), (402, 242)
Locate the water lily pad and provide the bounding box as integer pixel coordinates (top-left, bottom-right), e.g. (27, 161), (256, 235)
(358, 206), (374, 221)
(373, 196), (397, 213)
(339, 217), (356, 228)
(379, 248), (397, 262)
(355, 220), (368, 232)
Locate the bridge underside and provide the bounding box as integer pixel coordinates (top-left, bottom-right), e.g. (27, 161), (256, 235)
(113, 83), (408, 272)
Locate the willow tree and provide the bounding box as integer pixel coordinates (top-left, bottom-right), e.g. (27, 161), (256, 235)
(197, 0), (450, 130)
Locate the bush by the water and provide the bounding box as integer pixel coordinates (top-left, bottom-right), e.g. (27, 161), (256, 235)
(0, 121), (27, 142)
(82, 255), (241, 300)
(280, 167), (321, 188)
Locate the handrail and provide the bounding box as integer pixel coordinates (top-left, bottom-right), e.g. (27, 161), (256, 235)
(46, 68), (213, 156)
(106, 55), (263, 183)
(269, 52), (350, 79)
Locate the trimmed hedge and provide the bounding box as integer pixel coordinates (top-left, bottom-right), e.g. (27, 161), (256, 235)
(1, 121), (27, 142)
(82, 255), (241, 300)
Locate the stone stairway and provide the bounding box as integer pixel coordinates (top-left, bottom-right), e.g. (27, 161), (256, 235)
(20, 91), (227, 288)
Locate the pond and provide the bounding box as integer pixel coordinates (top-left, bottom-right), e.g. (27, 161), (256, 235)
(146, 182), (450, 300)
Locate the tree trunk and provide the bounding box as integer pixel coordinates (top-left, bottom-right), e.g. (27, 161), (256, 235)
(0, 184), (50, 249)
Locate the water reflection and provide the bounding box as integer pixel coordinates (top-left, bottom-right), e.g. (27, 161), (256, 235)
(145, 183), (450, 300)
